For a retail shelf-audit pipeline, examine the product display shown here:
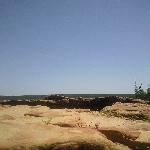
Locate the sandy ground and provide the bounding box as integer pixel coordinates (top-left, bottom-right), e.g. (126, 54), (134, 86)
(0, 104), (150, 150)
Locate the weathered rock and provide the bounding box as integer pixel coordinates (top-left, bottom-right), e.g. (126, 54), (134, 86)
(0, 118), (127, 150)
(0, 104), (150, 150)
(96, 126), (140, 140)
(102, 102), (150, 121)
(95, 126), (150, 150)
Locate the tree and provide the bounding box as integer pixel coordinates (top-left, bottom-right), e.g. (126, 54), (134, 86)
(147, 88), (150, 101)
(134, 82), (146, 100)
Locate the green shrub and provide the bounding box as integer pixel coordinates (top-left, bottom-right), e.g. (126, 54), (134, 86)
(134, 82), (150, 101)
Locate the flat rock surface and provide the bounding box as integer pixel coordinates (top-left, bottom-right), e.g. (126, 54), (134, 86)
(0, 104), (150, 150)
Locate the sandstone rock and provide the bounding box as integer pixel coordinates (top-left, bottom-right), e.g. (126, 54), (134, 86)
(95, 126), (140, 141)
(102, 102), (150, 121)
(0, 101), (149, 150)
(95, 125), (150, 150)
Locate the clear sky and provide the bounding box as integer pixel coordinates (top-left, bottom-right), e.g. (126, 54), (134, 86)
(0, 0), (150, 95)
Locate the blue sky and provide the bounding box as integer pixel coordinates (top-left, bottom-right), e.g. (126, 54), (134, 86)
(0, 0), (150, 95)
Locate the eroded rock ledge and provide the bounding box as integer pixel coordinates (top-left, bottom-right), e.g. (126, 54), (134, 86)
(0, 96), (149, 150)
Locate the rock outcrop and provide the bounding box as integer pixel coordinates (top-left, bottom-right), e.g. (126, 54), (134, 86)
(102, 102), (150, 121)
(0, 103), (150, 150)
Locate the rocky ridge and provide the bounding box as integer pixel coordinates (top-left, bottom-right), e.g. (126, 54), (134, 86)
(0, 95), (149, 150)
